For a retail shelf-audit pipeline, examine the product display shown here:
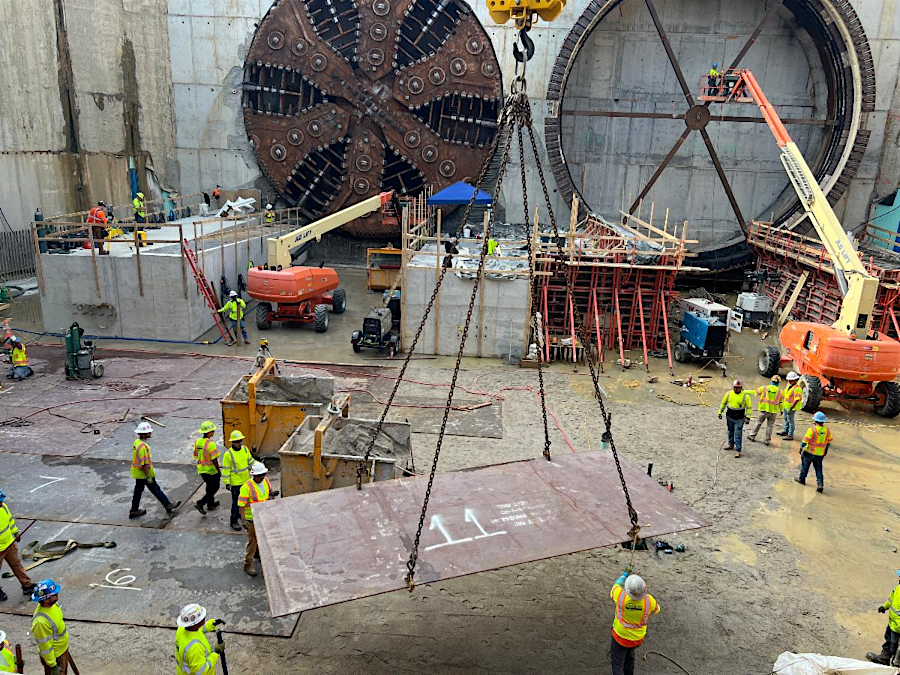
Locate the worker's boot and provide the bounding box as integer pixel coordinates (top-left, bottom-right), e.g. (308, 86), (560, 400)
(734, 451), (741, 458)
(208, 500), (220, 510)
(776, 431), (787, 437)
(0, 588), (7, 602)
(165, 500), (182, 515)
(195, 502), (206, 515)
(22, 583), (36, 597)
(794, 478), (805, 486)
(783, 436), (794, 441)
(129, 508), (147, 519)
(230, 521), (242, 532)
(816, 484), (824, 493)
(866, 651), (891, 665)
(244, 565), (258, 577)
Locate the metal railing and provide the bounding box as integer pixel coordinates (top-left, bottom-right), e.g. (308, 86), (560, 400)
(0, 229), (36, 280)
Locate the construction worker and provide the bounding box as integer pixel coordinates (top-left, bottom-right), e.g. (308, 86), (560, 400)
(31, 579), (69, 675)
(867, 570), (900, 666)
(175, 603), (225, 675)
(0, 491), (36, 602)
(218, 290), (250, 344)
(487, 238), (499, 256)
(795, 411), (832, 493)
(0, 630), (15, 672)
(4, 336), (33, 381)
(86, 201), (108, 255)
(130, 422), (181, 519)
(194, 421), (221, 515)
(264, 203), (276, 225)
(748, 374), (782, 446)
(609, 569), (660, 675)
(707, 62), (720, 93)
(223, 430), (254, 531)
(238, 462), (279, 577)
(777, 371), (802, 440)
(717, 379), (752, 458)
(132, 191), (145, 224)
(212, 185), (222, 206)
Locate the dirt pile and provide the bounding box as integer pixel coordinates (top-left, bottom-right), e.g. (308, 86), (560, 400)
(232, 375), (334, 403)
(295, 418), (412, 460)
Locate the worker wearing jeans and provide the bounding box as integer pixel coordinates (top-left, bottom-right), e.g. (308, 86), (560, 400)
(795, 412), (832, 493)
(718, 379), (752, 458)
(778, 372), (802, 440)
(193, 422), (221, 515)
(218, 290), (249, 344)
(609, 570), (660, 675)
(130, 422), (181, 518)
(222, 430), (254, 531)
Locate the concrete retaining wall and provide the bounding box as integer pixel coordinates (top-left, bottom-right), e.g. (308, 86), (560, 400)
(402, 266), (529, 359)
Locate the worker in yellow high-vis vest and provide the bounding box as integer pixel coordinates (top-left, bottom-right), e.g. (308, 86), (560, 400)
(4, 336), (33, 381)
(130, 422), (181, 519)
(777, 371), (803, 441)
(31, 579), (69, 675)
(748, 375), (782, 446)
(218, 290), (249, 344)
(868, 570), (900, 666)
(718, 379), (752, 458)
(795, 411), (832, 493)
(193, 421), (221, 516)
(175, 603), (225, 675)
(0, 629), (17, 673)
(0, 490), (36, 602)
(609, 569), (660, 675)
(222, 429), (254, 531)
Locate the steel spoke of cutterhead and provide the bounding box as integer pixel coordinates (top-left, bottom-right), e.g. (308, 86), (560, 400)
(628, 126), (693, 215)
(699, 127), (746, 233)
(643, 0), (695, 107)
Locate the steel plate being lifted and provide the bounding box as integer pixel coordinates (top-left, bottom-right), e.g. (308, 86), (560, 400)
(242, 0), (503, 237)
(254, 451), (705, 616)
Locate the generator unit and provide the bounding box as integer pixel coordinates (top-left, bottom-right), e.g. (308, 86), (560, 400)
(735, 292), (773, 327)
(351, 308), (400, 357)
(674, 302), (729, 363)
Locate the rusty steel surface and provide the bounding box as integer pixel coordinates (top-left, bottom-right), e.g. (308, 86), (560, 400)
(255, 451), (705, 616)
(242, 0), (502, 237)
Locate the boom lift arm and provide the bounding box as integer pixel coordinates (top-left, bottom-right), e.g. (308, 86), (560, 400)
(722, 70), (878, 339)
(267, 191), (395, 269)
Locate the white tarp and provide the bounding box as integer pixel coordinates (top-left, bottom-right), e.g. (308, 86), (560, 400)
(773, 652), (897, 674)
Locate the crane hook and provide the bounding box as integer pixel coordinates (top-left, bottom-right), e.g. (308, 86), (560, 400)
(512, 27), (535, 63)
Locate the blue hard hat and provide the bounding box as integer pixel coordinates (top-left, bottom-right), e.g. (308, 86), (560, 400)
(0, 491), (5, 503)
(32, 579), (61, 601)
(813, 411), (827, 423)
(712, 62), (718, 68)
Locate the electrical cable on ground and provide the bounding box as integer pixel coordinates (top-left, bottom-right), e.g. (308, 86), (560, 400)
(642, 651), (693, 674)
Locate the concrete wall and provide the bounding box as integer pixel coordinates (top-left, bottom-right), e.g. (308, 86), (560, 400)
(39, 235), (265, 340)
(2, 0), (900, 243)
(402, 266), (529, 359)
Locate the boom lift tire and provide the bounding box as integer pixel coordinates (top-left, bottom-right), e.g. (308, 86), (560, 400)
(873, 380), (900, 418)
(800, 374), (823, 413)
(314, 304), (329, 332)
(256, 302), (273, 330)
(758, 346), (781, 378)
(332, 288), (347, 314)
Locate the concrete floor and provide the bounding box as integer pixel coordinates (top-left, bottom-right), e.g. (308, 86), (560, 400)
(1, 275), (900, 673)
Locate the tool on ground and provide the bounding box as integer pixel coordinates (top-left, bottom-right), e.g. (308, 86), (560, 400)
(253, 339), (277, 372)
(247, 194), (392, 332)
(215, 629), (229, 675)
(140, 415), (166, 428)
(182, 240), (235, 345)
(702, 69), (900, 418)
(64, 322), (103, 380)
(68, 652), (81, 675)
(2, 539), (117, 577)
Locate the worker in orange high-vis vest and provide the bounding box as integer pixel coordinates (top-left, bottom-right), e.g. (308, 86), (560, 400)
(238, 462), (278, 577)
(193, 421), (221, 516)
(795, 411), (833, 493)
(748, 374), (782, 446)
(609, 570), (660, 675)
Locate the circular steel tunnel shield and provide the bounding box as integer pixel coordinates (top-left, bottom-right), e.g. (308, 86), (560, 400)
(544, 0), (875, 269)
(243, 0), (502, 237)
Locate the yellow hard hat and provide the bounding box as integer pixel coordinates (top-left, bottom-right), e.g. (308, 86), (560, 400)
(199, 421), (217, 434)
(229, 430), (245, 442)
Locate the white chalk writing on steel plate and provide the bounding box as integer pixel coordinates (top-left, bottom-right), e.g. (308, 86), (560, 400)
(89, 568), (142, 592)
(424, 509), (507, 551)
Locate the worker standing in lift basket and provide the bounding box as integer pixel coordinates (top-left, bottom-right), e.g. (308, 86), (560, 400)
(794, 411), (832, 493)
(748, 374), (782, 446)
(222, 429), (254, 531)
(777, 371), (802, 441)
(129, 422), (181, 519)
(194, 421), (221, 515)
(707, 62), (720, 94)
(238, 462), (278, 577)
(867, 570), (900, 666)
(174, 604), (225, 675)
(718, 379), (752, 458)
(218, 290), (250, 345)
(609, 569), (660, 675)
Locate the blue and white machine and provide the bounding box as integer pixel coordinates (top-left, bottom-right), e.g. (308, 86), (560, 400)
(674, 298), (730, 363)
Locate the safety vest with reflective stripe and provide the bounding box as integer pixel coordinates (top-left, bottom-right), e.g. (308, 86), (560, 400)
(718, 390), (751, 417)
(709, 68), (719, 77)
(218, 298), (245, 322)
(802, 425), (832, 456)
(130, 439), (155, 480)
(194, 438), (220, 476)
(265, 210), (275, 224)
(237, 476), (271, 521)
(0, 504), (19, 552)
(32, 603), (68, 668)
(610, 583), (659, 646)
(175, 620), (219, 675)
(884, 584), (900, 633)
(132, 196), (144, 217)
(782, 384), (802, 411)
(0, 646), (14, 673)
(86, 207), (107, 224)
(222, 445), (253, 487)
(11, 345), (27, 367)
(755, 384), (782, 413)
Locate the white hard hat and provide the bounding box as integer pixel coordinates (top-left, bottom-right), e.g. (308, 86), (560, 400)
(8, 335), (20, 343)
(266, 203), (273, 209)
(177, 603), (207, 628)
(250, 461), (268, 476)
(134, 421), (153, 434)
(786, 371), (799, 380)
(229, 290), (238, 297)
(624, 574), (646, 600)
(732, 379), (742, 387)
(0, 630), (6, 644)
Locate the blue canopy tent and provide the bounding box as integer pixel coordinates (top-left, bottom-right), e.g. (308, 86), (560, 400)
(427, 181), (492, 206)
